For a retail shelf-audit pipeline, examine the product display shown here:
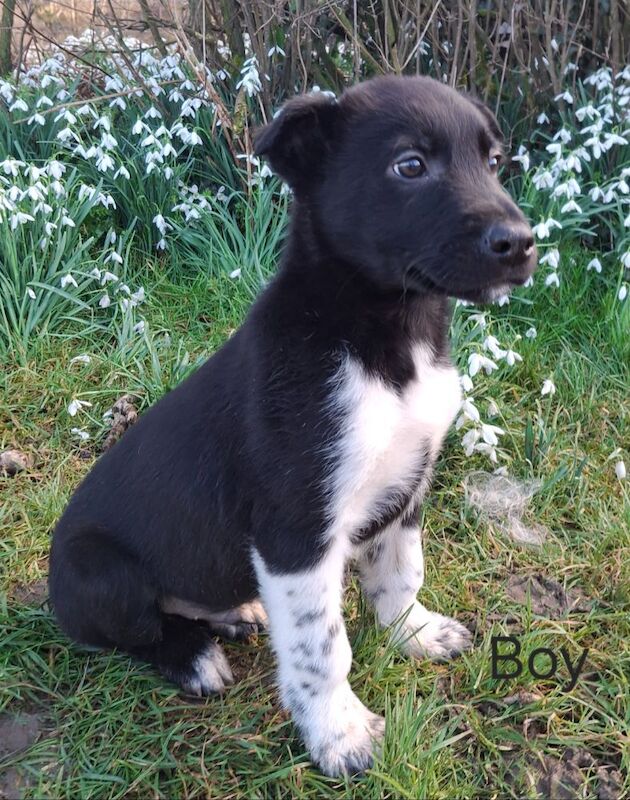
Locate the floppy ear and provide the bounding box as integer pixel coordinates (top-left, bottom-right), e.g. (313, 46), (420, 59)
(254, 93), (340, 194)
(468, 97), (505, 145)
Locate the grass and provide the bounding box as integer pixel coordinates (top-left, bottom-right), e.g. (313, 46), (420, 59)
(1, 246), (629, 799)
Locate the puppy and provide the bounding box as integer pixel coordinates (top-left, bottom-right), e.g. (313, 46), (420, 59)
(49, 75), (536, 777)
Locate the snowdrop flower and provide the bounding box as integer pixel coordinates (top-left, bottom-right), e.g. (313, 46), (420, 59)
(460, 374), (474, 393)
(27, 113), (46, 126)
(541, 379), (556, 396)
(545, 272), (560, 288)
(483, 335), (507, 360)
(9, 98), (28, 112)
(615, 461), (626, 480)
(268, 45), (286, 57)
(99, 294), (111, 309)
(462, 428), (481, 456)
(587, 257), (602, 273)
(104, 251), (123, 265)
(553, 128), (572, 144)
(10, 212), (34, 229)
(474, 442), (499, 463)
(487, 399), (500, 418)
(532, 218), (562, 239)
(533, 170), (555, 191)
(61, 273), (78, 289)
(133, 320), (146, 334)
(61, 214), (75, 227)
(619, 285), (628, 302)
(494, 294), (510, 307)
(468, 313), (487, 328)
(481, 423), (505, 446)
(157, 238), (167, 250)
(512, 146), (530, 171)
(67, 398), (92, 416)
(26, 287), (36, 300)
(100, 271), (118, 285)
(468, 352), (498, 377)
(131, 287), (145, 304)
(561, 199), (582, 214)
(621, 251), (630, 269)
(70, 428), (90, 441)
(230, 268), (242, 279)
(555, 90), (574, 104)
(539, 248), (560, 268)
(70, 354), (91, 365)
(505, 349), (523, 367)
(114, 165), (131, 180)
(525, 326), (537, 339)
(537, 112), (550, 125)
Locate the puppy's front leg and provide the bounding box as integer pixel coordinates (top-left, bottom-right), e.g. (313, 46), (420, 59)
(357, 516), (472, 661)
(253, 544), (384, 777)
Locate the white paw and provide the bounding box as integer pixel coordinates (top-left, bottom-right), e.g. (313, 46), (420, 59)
(183, 643), (234, 696)
(299, 685), (385, 777)
(394, 607), (472, 661)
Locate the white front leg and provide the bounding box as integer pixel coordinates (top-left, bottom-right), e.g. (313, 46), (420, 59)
(357, 519), (472, 661)
(253, 546), (384, 777)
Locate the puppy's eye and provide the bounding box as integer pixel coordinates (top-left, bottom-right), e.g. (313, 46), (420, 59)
(393, 156), (425, 179)
(489, 154), (502, 172)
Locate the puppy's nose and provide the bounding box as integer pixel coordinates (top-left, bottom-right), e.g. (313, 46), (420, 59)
(483, 222), (535, 265)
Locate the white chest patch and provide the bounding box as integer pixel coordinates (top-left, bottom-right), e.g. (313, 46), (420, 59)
(326, 344), (462, 543)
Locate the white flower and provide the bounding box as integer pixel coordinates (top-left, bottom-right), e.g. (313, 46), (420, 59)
(483, 335), (507, 360)
(481, 423), (505, 446)
(545, 272), (560, 288)
(555, 91), (574, 104)
(561, 200), (582, 214)
(9, 98), (28, 112)
(584, 257), (602, 273)
(537, 112), (550, 124)
(541, 379), (556, 396)
(487, 399), (500, 418)
(525, 326), (537, 339)
(621, 251), (630, 269)
(468, 313), (487, 328)
(460, 374), (474, 393)
(70, 428), (90, 441)
(512, 146), (530, 172)
(462, 428), (481, 456)
(133, 320), (146, 334)
(494, 294), (510, 307)
(98, 293), (111, 308)
(468, 352), (498, 377)
(26, 287), (36, 300)
(10, 212), (34, 230)
(67, 398), (92, 416)
(532, 218), (562, 239)
(474, 442), (499, 463)
(70, 354), (91, 365)
(100, 271), (118, 285)
(229, 268), (242, 279)
(539, 248), (560, 268)
(61, 274), (78, 289)
(533, 170), (555, 191)
(105, 251), (123, 265)
(615, 460), (626, 480)
(504, 349), (523, 367)
(457, 397), (481, 427)
(619, 285), (628, 302)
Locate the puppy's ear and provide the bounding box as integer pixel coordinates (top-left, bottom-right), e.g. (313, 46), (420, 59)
(469, 97), (505, 145)
(254, 93), (340, 193)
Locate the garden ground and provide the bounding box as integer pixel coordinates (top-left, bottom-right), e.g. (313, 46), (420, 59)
(1, 250), (628, 798)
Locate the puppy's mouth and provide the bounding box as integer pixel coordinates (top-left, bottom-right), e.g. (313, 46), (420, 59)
(406, 251), (537, 304)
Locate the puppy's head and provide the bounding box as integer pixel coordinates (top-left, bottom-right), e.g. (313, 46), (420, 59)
(255, 76), (537, 303)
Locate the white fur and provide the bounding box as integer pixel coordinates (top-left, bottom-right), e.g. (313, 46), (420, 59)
(252, 345), (464, 774)
(161, 596), (267, 629)
(185, 643), (234, 696)
(325, 343), (461, 542)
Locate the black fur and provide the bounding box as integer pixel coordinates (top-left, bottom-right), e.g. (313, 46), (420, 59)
(49, 75), (536, 691)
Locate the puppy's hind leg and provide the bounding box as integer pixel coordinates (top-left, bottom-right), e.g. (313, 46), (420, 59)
(49, 531), (233, 695)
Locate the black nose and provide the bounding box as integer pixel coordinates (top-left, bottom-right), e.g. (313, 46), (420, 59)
(483, 222), (535, 265)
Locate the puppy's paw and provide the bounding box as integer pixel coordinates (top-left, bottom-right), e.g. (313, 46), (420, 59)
(300, 687), (385, 777)
(181, 642), (234, 696)
(396, 608), (472, 662)
(206, 598), (268, 640)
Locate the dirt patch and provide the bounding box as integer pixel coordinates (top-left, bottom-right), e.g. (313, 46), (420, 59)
(102, 395), (139, 451)
(0, 450), (33, 477)
(0, 713), (42, 800)
(505, 748), (623, 800)
(505, 574), (592, 618)
(10, 580), (48, 607)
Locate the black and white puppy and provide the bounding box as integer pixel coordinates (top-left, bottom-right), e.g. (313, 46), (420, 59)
(49, 75), (536, 776)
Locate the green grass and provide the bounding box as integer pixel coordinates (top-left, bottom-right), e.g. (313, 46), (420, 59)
(1, 251), (628, 799)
